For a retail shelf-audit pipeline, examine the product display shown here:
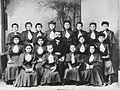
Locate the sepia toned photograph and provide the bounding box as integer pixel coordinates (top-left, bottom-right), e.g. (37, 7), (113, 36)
(0, 0), (119, 90)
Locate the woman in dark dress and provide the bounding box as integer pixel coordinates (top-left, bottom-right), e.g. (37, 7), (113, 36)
(4, 35), (23, 84)
(34, 36), (46, 85)
(13, 44), (38, 87)
(21, 22), (34, 45)
(80, 45), (104, 86)
(62, 21), (74, 48)
(64, 44), (82, 85)
(33, 23), (44, 44)
(41, 44), (61, 85)
(96, 33), (114, 86)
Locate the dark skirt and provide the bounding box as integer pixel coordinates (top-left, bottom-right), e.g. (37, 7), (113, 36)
(80, 67), (104, 86)
(104, 60), (114, 75)
(35, 62), (44, 84)
(64, 68), (80, 82)
(4, 56), (20, 82)
(13, 69), (38, 87)
(41, 68), (61, 85)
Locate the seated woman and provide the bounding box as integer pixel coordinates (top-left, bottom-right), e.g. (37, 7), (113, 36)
(41, 43), (61, 85)
(13, 44), (38, 87)
(4, 35), (23, 84)
(96, 33), (114, 86)
(34, 36), (46, 85)
(64, 44), (82, 85)
(80, 45), (104, 86)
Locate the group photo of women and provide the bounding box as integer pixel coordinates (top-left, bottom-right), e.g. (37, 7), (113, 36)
(2, 20), (116, 87)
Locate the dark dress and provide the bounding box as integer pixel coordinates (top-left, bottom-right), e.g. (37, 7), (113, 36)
(41, 53), (61, 85)
(13, 53), (38, 87)
(80, 53), (104, 86)
(32, 31), (44, 44)
(34, 44), (46, 84)
(87, 30), (100, 44)
(100, 29), (116, 49)
(4, 44), (23, 83)
(73, 30), (88, 45)
(62, 30), (74, 47)
(43, 30), (56, 43)
(64, 53), (82, 82)
(21, 30), (34, 45)
(96, 43), (114, 76)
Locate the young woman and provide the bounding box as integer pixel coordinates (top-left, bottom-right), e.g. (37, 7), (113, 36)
(87, 22), (100, 45)
(21, 22), (34, 45)
(7, 23), (21, 45)
(62, 21), (74, 47)
(4, 35), (23, 84)
(96, 33), (114, 86)
(33, 23), (44, 44)
(80, 45), (104, 86)
(34, 36), (46, 85)
(64, 44), (82, 85)
(43, 21), (56, 43)
(73, 22), (88, 45)
(40, 44), (61, 85)
(13, 44), (38, 87)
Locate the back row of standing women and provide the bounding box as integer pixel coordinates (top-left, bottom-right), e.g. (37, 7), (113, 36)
(4, 20), (116, 87)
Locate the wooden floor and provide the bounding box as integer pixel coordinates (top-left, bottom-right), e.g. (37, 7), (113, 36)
(0, 80), (119, 90)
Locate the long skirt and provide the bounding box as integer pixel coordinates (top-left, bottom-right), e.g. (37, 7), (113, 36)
(35, 62), (44, 84)
(80, 67), (104, 86)
(41, 68), (61, 85)
(64, 68), (80, 82)
(104, 60), (114, 75)
(13, 69), (38, 87)
(4, 56), (20, 82)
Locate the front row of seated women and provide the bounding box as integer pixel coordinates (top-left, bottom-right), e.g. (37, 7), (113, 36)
(4, 33), (114, 87)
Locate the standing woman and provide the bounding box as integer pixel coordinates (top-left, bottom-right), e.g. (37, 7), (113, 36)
(80, 45), (104, 86)
(7, 23), (21, 45)
(4, 35), (23, 84)
(34, 36), (46, 85)
(62, 21), (74, 49)
(33, 23), (44, 44)
(14, 44), (38, 87)
(21, 22), (34, 45)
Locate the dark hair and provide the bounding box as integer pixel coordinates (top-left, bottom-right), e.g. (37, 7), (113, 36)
(63, 20), (71, 30)
(78, 35), (85, 40)
(36, 36), (44, 44)
(76, 22), (83, 27)
(25, 22), (32, 27)
(89, 44), (96, 50)
(35, 23), (42, 28)
(25, 44), (33, 52)
(48, 21), (56, 25)
(12, 23), (19, 28)
(101, 21), (109, 26)
(90, 22), (97, 27)
(11, 35), (21, 44)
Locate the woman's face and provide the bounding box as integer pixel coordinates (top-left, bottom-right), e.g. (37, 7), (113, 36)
(36, 25), (42, 31)
(70, 45), (76, 52)
(37, 39), (44, 45)
(49, 24), (55, 30)
(79, 37), (85, 43)
(64, 22), (70, 29)
(12, 25), (18, 32)
(90, 46), (95, 54)
(26, 24), (32, 30)
(25, 46), (32, 53)
(98, 36), (105, 43)
(90, 24), (96, 31)
(13, 38), (20, 44)
(77, 24), (82, 30)
(47, 45), (53, 53)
